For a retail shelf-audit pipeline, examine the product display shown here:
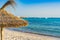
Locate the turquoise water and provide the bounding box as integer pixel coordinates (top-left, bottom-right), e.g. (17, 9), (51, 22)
(9, 18), (60, 37)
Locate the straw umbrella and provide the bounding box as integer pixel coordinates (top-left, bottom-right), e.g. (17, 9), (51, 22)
(0, 0), (28, 40)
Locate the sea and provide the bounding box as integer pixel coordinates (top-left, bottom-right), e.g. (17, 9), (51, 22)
(8, 17), (60, 37)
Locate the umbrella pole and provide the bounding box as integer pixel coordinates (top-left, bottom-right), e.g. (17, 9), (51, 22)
(1, 27), (3, 40)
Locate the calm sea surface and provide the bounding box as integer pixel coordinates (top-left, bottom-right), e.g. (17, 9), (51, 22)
(8, 18), (60, 37)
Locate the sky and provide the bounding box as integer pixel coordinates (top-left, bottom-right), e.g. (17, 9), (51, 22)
(0, 0), (60, 17)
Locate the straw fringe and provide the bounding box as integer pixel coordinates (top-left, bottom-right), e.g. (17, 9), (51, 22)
(0, 10), (28, 27)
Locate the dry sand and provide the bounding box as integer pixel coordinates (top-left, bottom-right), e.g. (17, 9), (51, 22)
(0, 28), (60, 40)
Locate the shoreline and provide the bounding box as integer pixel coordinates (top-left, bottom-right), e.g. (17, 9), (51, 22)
(7, 28), (60, 38)
(2, 28), (60, 40)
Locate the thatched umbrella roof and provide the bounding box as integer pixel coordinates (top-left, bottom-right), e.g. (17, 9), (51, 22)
(0, 10), (28, 40)
(0, 0), (28, 40)
(0, 9), (28, 28)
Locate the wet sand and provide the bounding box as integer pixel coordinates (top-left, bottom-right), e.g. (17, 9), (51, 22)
(0, 28), (60, 40)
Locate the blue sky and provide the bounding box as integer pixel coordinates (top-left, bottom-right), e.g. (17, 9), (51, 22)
(20, 0), (60, 4)
(0, 0), (60, 17)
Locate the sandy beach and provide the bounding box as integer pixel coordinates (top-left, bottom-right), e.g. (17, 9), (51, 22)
(0, 28), (60, 40)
